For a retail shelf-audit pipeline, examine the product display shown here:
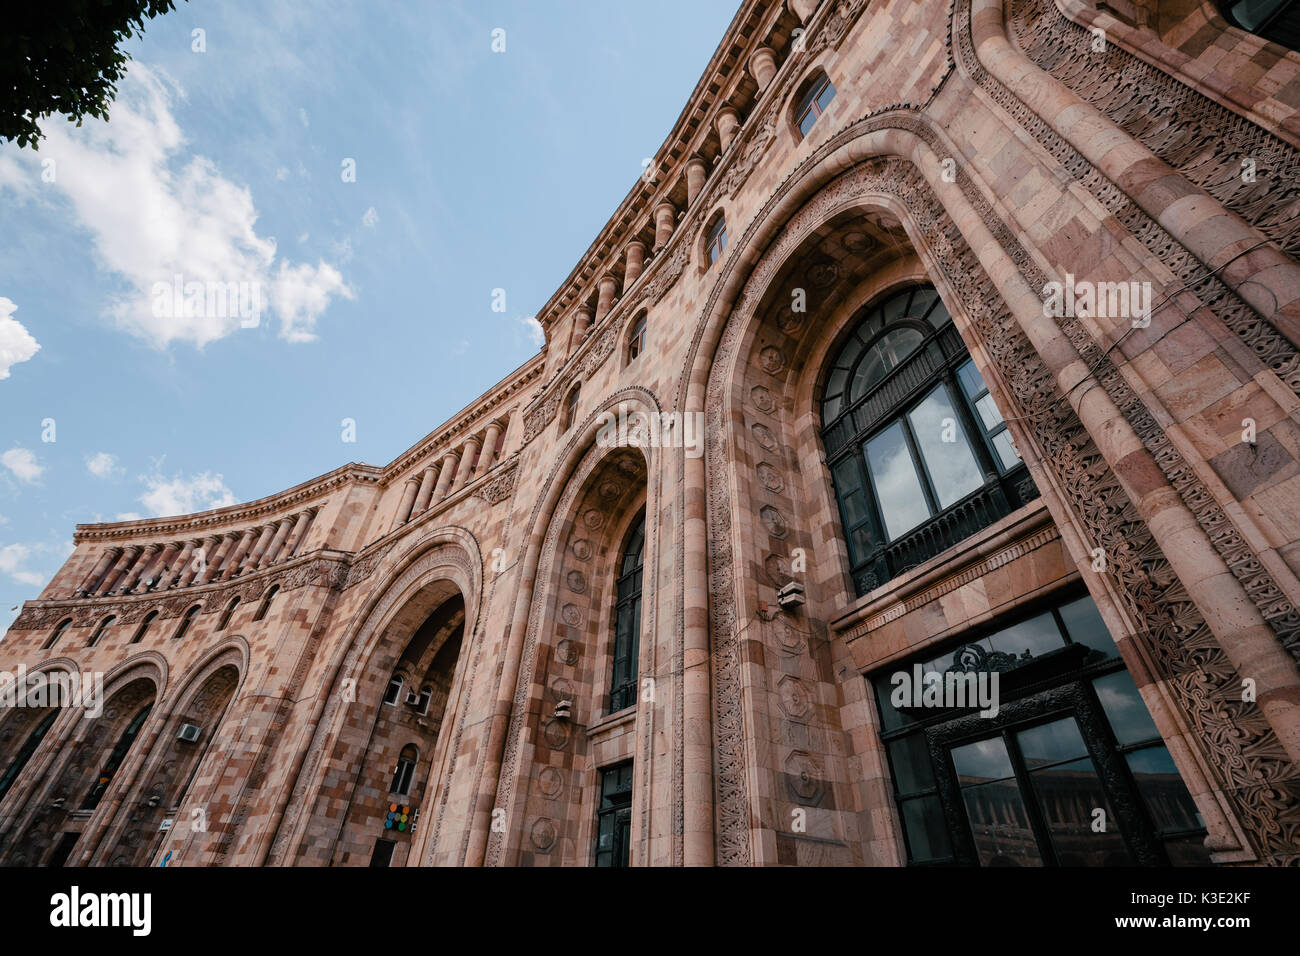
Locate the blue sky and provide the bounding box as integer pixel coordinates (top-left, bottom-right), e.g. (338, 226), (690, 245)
(0, 0), (739, 627)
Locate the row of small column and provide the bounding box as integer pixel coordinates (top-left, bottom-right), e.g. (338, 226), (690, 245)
(562, 44), (784, 355)
(75, 509), (316, 597)
(390, 420), (506, 530)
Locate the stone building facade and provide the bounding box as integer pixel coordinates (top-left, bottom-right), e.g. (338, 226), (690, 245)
(3, 0), (1300, 866)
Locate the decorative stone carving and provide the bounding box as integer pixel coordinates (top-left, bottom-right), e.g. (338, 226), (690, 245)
(759, 505), (789, 539)
(759, 346), (786, 375)
(756, 463), (785, 494)
(750, 386), (776, 413)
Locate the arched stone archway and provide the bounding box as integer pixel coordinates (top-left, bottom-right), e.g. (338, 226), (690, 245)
(675, 112), (1300, 864)
(267, 531), (481, 866)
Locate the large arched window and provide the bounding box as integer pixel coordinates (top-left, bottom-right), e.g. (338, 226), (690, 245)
(821, 284), (1037, 596)
(608, 512), (645, 713)
(0, 710), (58, 802)
(81, 703), (152, 811)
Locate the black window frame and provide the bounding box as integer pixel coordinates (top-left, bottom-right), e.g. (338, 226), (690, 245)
(594, 761), (634, 867)
(1221, 0), (1300, 49)
(608, 511), (645, 714)
(871, 592), (1210, 867)
(821, 285), (1037, 596)
(795, 73), (836, 138)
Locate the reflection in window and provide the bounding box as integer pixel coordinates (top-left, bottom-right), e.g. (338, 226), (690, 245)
(872, 594), (1209, 866)
(595, 762), (634, 867)
(81, 704), (152, 811)
(794, 72), (837, 138)
(706, 216), (728, 266)
(1223, 0), (1300, 49)
(822, 285), (1038, 595)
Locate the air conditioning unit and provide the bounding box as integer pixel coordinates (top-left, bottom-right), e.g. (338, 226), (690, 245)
(177, 723), (202, 743)
(405, 691), (420, 706)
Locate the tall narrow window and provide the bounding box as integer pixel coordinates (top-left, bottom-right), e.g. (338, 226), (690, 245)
(130, 611), (158, 645)
(217, 597), (239, 631)
(383, 676), (404, 706)
(705, 215), (728, 266)
(87, 615), (115, 648)
(595, 762), (634, 867)
(608, 512), (645, 713)
(172, 605), (200, 642)
(627, 314), (647, 363)
(81, 704), (152, 811)
(821, 285), (1037, 596)
(391, 745), (418, 796)
(413, 686), (433, 715)
(0, 710), (58, 801)
(253, 585), (279, 622)
(794, 71), (836, 138)
(43, 618), (73, 651)
(563, 384), (580, 431)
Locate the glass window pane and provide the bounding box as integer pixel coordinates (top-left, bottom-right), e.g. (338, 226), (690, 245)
(975, 393), (1003, 430)
(1027, 756), (1134, 865)
(815, 80), (836, 112)
(986, 611), (1065, 661)
(1125, 745), (1205, 836)
(849, 525), (873, 565)
(1016, 717), (1089, 769)
(959, 778), (1043, 867)
(908, 287), (939, 323)
(798, 108), (817, 137)
(950, 735), (1015, 783)
(956, 359), (984, 399)
(900, 795), (953, 862)
(1092, 670), (1161, 746)
(849, 327), (924, 402)
(907, 386), (984, 509)
(992, 430), (1021, 469)
(865, 422), (931, 539)
(1059, 596), (1114, 654)
(887, 735), (936, 795)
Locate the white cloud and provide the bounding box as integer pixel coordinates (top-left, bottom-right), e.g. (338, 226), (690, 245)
(362, 206), (379, 228)
(298, 107), (310, 128)
(138, 470), (238, 517)
(114, 512), (143, 522)
(1, 448), (43, 484)
(86, 451), (124, 479)
(2, 65), (351, 349)
(273, 260), (353, 343)
(0, 543), (46, 587)
(0, 297), (40, 379)
(517, 314), (544, 349)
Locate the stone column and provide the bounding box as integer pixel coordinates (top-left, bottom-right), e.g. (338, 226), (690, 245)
(78, 548), (119, 596)
(573, 304), (594, 340)
(197, 534), (236, 585)
(715, 107), (740, 152)
(220, 528), (259, 581)
(391, 476), (421, 530)
(432, 452), (459, 502)
(140, 542), (180, 591)
(653, 202), (676, 252)
(595, 275), (619, 322)
(285, 510), (315, 558)
(685, 156), (707, 205)
(748, 46), (777, 91)
(479, 422), (503, 473)
(788, 0), (817, 22)
(178, 536), (219, 588)
(118, 544), (160, 593)
(624, 240), (647, 288)
(162, 540), (199, 588)
(259, 517), (295, 568)
(246, 525), (276, 568)
(451, 437), (481, 492)
(99, 546), (141, 595)
(412, 465), (439, 516)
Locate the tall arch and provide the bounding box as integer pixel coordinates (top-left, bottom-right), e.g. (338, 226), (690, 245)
(674, 110), (1300, 864)
(265, 529), (482, 866)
